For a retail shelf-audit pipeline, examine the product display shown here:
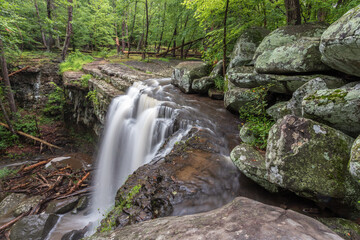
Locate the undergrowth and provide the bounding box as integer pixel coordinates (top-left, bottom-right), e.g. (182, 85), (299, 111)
(43, 82), (66, 119)
(238, 84), (274, 150)
(59, 51), (94, 73)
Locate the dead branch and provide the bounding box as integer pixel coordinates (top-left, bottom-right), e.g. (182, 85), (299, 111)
(0, 66), (30, 81)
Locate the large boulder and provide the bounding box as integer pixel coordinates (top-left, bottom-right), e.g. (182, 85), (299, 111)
(224, 88), (256, 113)
(253, 23), (328, 61)
(87, 197), (342, 240)
(266, 115), (359, 214)
(0, 193), (27, 216)
(302, 83), (360, 136)
(171, 62), (210, 93)
(266, 102), (291, 120)
(227, 69), (345, 94)
(349, 135), (360, 181)
(320, 5), (360, 77)
(13, 195), (42, 217)
(209, 60), (223, 78)
(255, 37), (330, 74)
(231, 144), (279, 192)
(192, 76), (215, 94)
(9, 214), (60, 240)
(228, 27), (270, 70)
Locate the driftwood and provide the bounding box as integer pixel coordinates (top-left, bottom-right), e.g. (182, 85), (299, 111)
(0, 122), (62, 150)
(0, 66), (30, 81)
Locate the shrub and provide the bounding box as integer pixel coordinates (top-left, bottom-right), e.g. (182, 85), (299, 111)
(59, 51), (94, 73)
(238, 84), (274, 150)
(214, 76), (225, 91)
(80, 74), (92, 87)
(43, 82), (66, 118)
(86, 90), (99, 106)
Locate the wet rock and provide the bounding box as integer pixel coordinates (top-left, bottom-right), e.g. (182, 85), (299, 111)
(0, 193), (27, 216)
(13, 195), (42, 217)
(318, 217), (360, 240)
(208, 88), (224, 100)
(266, 115), (360, 216)
(266, 102), (291, 120)
(224, 88), (256, 113)
(228, 27), (270, 69)
(320, 5), (360, 77)
(46, 196), (79, 214)
(192, 76), (215, 94)
(87, 197), (342, 240)
(227, 69), (345, 94)
(98, 128), (240, 231)
(72, 196), (89, 214)
(9, 213), (59, 240)
(253, 23), (328, 61)
(349, 135), (360, 181)
(171, 62), (211, 93)
(255, 37), (329, 74)
(231, 144), (278, 192)
(62, 225), (89, 240)
(302, 84), (360, 136)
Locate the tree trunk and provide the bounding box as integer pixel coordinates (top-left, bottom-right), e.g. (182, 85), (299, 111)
(144, 0), (149, 49)
(223, 0), (229, 76)
(284, 0), (301, 25)
(34, 0), (48, 49)
(0, 96), (14, 133)
(128, 0), (138, 58)
(180, 15), (189, 59)
(157, 2), (166, 54)
(61, 0), (73, 61)
(172, 28), (177, 57)
(0, 39), (17, 115)
(46, 0), (53, 51)
(121, 20), (126, 52)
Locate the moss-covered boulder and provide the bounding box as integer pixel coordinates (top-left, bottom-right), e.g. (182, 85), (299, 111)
(0, 193), (27, 216)
(227, 69), (344, 94)
(231, 144), (279, 192)
(239, 123), (256, 144)
(224, 88), (256, 113)
(266, 102), (291, 120)
(349, 135), (360, 181)
(210, 60), (223, 78)
(253, 23), (328, 61)
(192, 76), (215, 94)
(228, 27), (270, 70)
(266, 115), (359, 216)
(255, 37), (329, 74)
(320, 5), (360, 77)
(302, 84), (360, 136)
(171, 62), (210, 93)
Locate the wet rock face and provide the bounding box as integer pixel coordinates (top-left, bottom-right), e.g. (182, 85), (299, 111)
(266, 115), (360, 216)
(9, 214), (60, 240)
(255, 37), (329, 74)
(349, 135), (360, 181)
(88, 197), (342, 240)
(320, 4), (360, 77)
(302, 84), (360, 137)
(228, 27), (270, 69)
(171, 62), (210, 93)
(98, 128), (240, 231)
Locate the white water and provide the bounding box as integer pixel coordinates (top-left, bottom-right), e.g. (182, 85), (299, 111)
(92, 80), (186, 216)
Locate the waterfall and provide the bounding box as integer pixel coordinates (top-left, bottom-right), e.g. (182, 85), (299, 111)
(91, 81), (182, 216)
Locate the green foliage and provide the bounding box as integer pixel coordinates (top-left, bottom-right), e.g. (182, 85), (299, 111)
(86, 90), (99, 106)
(100, 184), (142, 232)
(0, 126), (19, 151)
(80, 74), (92, 88)
(43, 82), (66, 118)
(214, 76), (225, 91)
(0, 167), (16, 179)
(238, 85), (274, 149)
(59, 51), (94, 73)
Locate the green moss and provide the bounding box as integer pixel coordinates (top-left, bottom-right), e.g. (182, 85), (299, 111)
(304, 89), (347, 105)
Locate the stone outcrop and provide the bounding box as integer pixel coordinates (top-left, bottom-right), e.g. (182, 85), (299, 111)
(349, 135), (360, 181)
(171, 62), (210, 93)
(320, 4), (360, 77)
(302, 83), (360, 136)
(255, 37), (329, 74)
(228, 27), (270, 70)
(88, 197), (342, 240)
(224, 88), (256, 113)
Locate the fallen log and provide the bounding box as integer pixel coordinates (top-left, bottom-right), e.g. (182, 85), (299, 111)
(156, 37), (204, 57)
(0, 122), (62, 150)
(0, 66), (30, 81)
(22, 159), (51, 172)
(0, 208), (31, 232)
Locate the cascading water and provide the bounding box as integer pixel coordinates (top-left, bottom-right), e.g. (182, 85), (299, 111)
(92, 80), (187, 216)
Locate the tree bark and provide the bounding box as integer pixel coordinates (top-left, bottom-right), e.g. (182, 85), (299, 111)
(34, 0), (48, 49)
(0, 96), (14, 133)
(157, 2), (166, 54)
(128, 0), (138, 58)
(172, 27), (177, 57)
(121, 20), (126, 52)
(0, 39), (17, 115)
(61, 0), (73, 61)
(180, 15), (189, 59)
(223, 0), (229, 76)
(144, 0), (149, 49)
(284, 0), (301, 25)
(46, 0), (53, 51)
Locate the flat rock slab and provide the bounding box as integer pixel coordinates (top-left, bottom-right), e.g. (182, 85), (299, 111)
(88, 197), (342, 240)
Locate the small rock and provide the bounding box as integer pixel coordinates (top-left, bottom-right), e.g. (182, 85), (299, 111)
(72, 196), (89, 214)
(208, 88), (224, 100)
(46, 196), (79, 214)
